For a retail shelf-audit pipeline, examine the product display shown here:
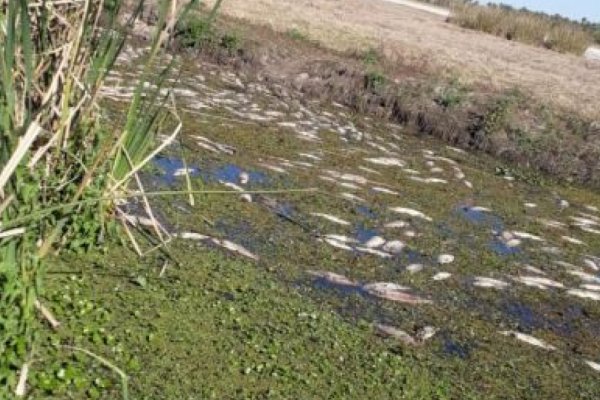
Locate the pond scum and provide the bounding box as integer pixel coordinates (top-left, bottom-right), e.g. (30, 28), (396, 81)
(3, 1), (600, 399)
(0, 0), (209, 397)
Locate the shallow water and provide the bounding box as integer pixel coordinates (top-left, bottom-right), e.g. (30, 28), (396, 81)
(105, 46), (600, 392)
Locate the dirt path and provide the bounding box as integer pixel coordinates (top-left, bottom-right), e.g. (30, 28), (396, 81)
(383, 0), (450, 19)
(208, 0), (600, 118)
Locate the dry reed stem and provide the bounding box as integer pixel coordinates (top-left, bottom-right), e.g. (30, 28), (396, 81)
(34, 300), (61, 330)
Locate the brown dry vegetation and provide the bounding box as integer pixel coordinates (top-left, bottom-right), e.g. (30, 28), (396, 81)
(204, 0), (600, 120)
(451, 3), (593, 55)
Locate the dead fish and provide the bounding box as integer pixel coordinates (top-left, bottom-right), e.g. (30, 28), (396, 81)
(358, 166), (381, 175)
(340, 193), (366, 203)
(363, 282), (432, 304)
(356, 247), (392, 258)
(524, 203), (537, 208)
(177, 232), (209, 240)
(566, 289), (600, 301)
(390, 207), (432, 222)
(324, 234), (357, 243)
(464, 180), (473, 189)
(473, 277), (509, 289)
(583, 257), (599, 271)
(374, 324), (417, 346)
(512, 276), (564, 289)
(307, 270), (356, 287)
(430, 167), (444, 174)
(363, 236), (386, 248)
(432, 272), (452, 281)
(213, 238), (259, 261)
(409, 176), (448, 184)
(385, 220), (408, 229)
(310, 212), (351, 226)
(376, 324), (437, 347)
(537, 218), (567, 229)
(298, 152), (321, 161)
(404, 230), (417, 237)
(418, 326), (438, 341)
(322, 238), (353, 251)
(402, 168), (421, 175)
(173, 168), (196, 177)
(406, 264), (424, 273)
(511, 231), (544, 242)
(581, 284), (600, 292)
(239, 171), (250, 185)
(585, 360), (600, 373)
(259, 163), (287, 174)
(382, 240), (405, 254)
(339, 181), (360, 190)
(566, 270), (600, 284)
(372, 187), (400, 195)
(523, 265), (546, 275)
(499, 331), (556, 350)
(364, 157), (405, 167)
(437, 254), (455, 264)
(561, 236), (586, 246)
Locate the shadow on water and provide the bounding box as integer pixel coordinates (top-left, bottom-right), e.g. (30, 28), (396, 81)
(355, 224), (380, 243)
(356, 205), (378, 220)
(455, 205), (505, 231)
(153, 156), (199, 185)
(489, 240), (521, 257)
(502, 300), (600, 338)
(441, 335), (471, 359)
(152, 156), (272, 188)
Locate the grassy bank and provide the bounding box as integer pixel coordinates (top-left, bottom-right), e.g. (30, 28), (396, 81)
(173, 13), (600, 188)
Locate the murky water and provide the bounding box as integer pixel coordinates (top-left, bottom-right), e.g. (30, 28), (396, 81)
(105, 45), (600, 382)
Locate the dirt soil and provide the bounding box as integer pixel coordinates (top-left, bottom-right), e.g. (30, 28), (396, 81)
(207, 0), (600, 119)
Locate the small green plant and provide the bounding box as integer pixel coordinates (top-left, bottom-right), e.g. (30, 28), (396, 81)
(434, 81), (467, 108)
(177, 14), (216, 48)
(220, 32), (241, 54)
(364, 71), (386, 91)
(362, 47), (380, 66)
(287, 28), (308, 41)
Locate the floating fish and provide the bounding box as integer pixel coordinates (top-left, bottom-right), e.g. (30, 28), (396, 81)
(363, 282), (432, 304)
(585, 360), (600, 373)
(311, 213), (351, 226)
(581, 284), (600, 292)
(523, 265), (546, 275)
(473, 277), (509, 289)
(512, 276), (564, 289)
(385, 220), (408, 229)
(390, 207), (432, 222)
(561, 236), (586, 245)
(437, 254), (455, 264)
(214, 239), (259, 261)
(363, 236), (386, 248)
(364, 157), (405, 167)
(372, 187), (400, 195)
(566, 289), (600, 301)
(382, 240), (405, 254)
(356, 247), (392, 258)
(307, 270), (356, 287)
(409, 176), (448, 184)
(340, 193), (366, 203)
(406, 264), (424, 273)
(499, 331), (556, 350)
(432, 272), (452, 281)
(511, 231), (545, 242)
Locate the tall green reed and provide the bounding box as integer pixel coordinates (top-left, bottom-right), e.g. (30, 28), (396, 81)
(0, 0), (205, 396)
